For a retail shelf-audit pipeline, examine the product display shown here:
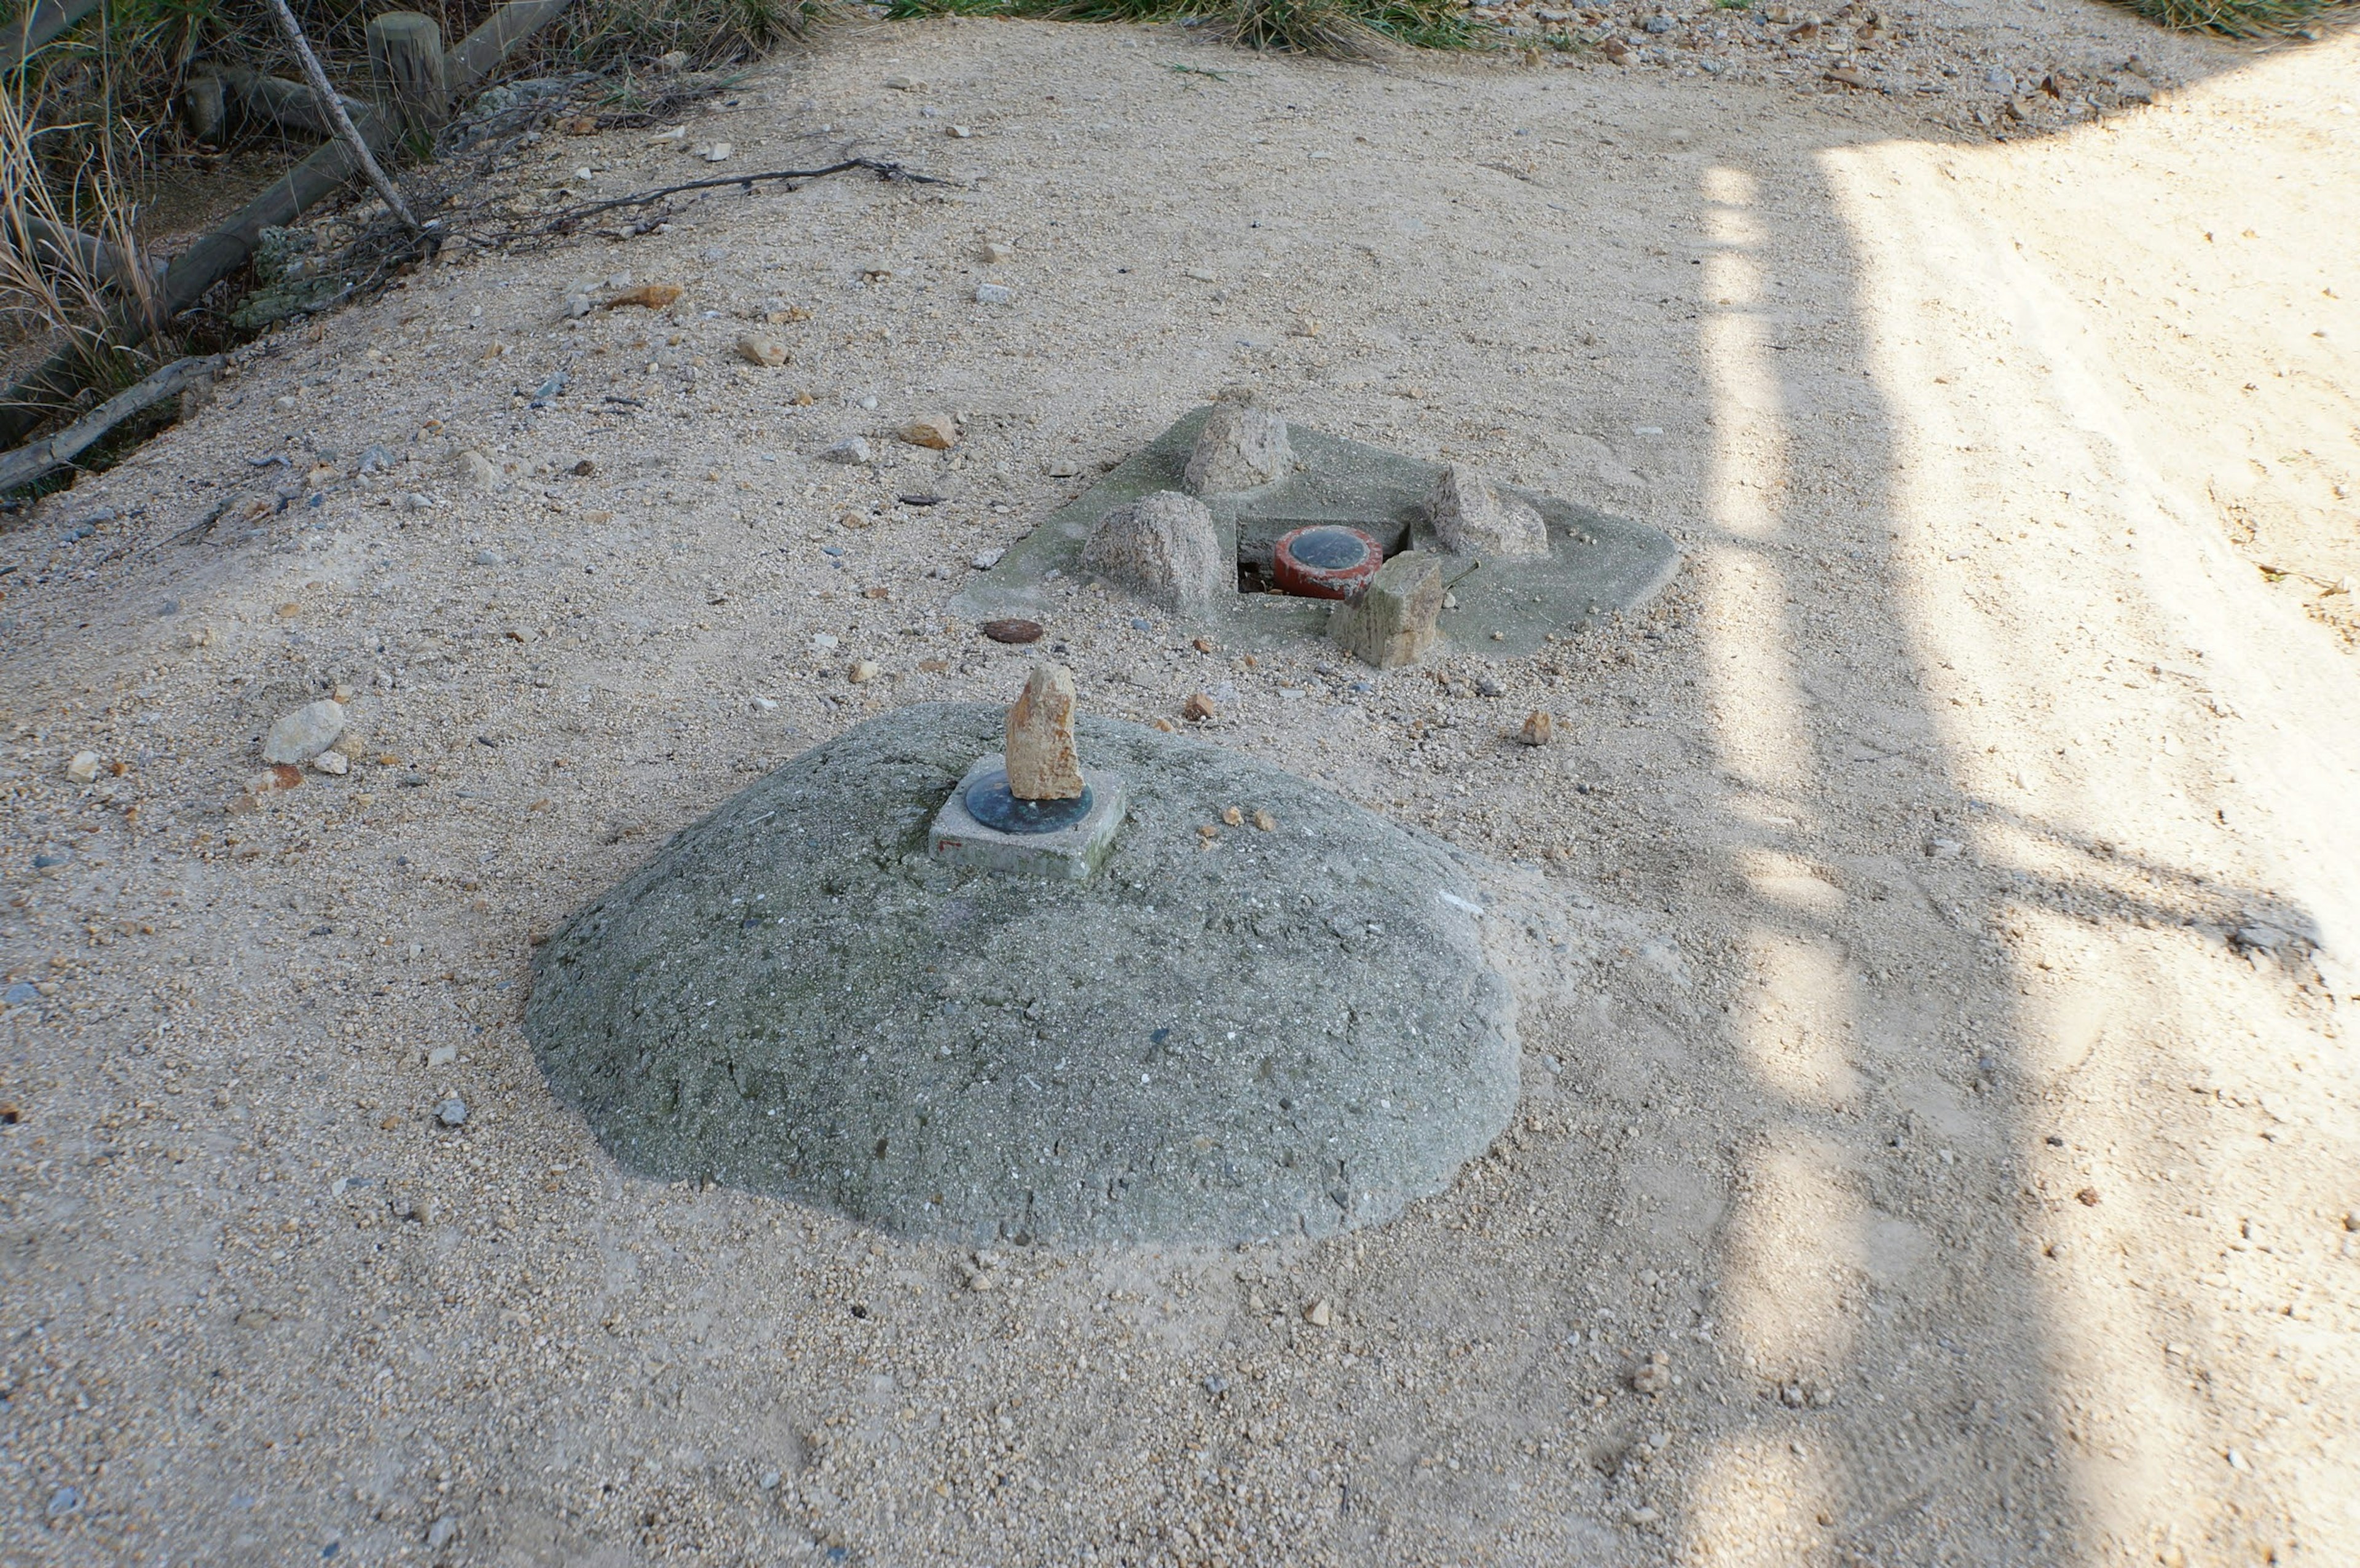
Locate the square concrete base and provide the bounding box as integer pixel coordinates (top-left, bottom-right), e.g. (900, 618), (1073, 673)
(928, 755), (1130, 881)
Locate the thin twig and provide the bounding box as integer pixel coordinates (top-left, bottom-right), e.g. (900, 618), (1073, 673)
(543, 159), (948, 233)
(261, 0), (421, 232)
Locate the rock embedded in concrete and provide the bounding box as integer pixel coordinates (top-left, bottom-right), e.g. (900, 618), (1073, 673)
(1182, 401), (1291, 495)
(1005, 664), (1084, 799)
(262, 699), (345, 764)
(1079, 490), (1227, 614)
(1425, 465), (1549, 558)
(525, 703), (1519, 1245)
(1330, 551), (1446, 669)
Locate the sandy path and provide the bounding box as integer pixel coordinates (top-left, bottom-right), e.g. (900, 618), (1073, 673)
(1, 17), (2353, 1567)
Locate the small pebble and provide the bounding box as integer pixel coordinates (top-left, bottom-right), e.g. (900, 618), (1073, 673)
(64, 750), (101, 784)
(435, 1097), (468, 1128)
(974, 283), (1015, 306)
(822, 437), (873, 465)
(847, 660), (881, 684)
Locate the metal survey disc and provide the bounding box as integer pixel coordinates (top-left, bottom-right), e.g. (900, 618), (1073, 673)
(1273, 525), (1382, 600)
(962, 767), (1096, 834)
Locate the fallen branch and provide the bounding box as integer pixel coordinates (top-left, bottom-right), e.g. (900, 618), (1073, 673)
(544, 159), (950, 233)
(211, 66), (372, 140)
(262, 0), (420, 230)
(1, 0), (98, 72)
(17, 214), (162, 294)
(0, 355), (222, 493)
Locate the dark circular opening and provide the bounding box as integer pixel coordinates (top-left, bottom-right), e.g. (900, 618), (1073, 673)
(1284, 527), (1374, 572)
(963, 770), (1096, 835)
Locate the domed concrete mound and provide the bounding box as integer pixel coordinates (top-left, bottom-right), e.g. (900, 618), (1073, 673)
(525, 704), (1519, 1245)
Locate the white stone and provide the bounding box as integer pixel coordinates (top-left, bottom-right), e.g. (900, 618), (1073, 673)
(1183, 402), (1291, 494)
(1423, 465), (1549, 557)
(1080, 491), (1227, 614)
(64, 751), (101, 784)
(311, 750), (350, 775)
(262, 699), (346, 765)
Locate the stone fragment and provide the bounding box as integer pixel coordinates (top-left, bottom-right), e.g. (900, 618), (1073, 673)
(1424, 465), (1549, 558)
(980, 618), (1043, 645)
(262, 699), (346, 764)
(1519, 710), (1554, 746)
(604, 283), (682, 310)
(1632, 1350), (1672, 1394)
(822, 436), (873, 465)
(1004, 664), (1084, 800)
(1303, 1298), (1334, 1328)
(978, 240), (1013, 263)
(736, 334), (789, 367)
(1329, 551), (1445, 670)
(847, 660), (881, 684)
(1183, 400), (1291, 495)
(1253, 809), (1276, 832)
(1182, 692), (1216, 723)
(1079, 490), (1226, 614)
(455, 449), (500, 488)
(899, 415), (959, 450)
(312, 749), (350, 775)
(435, 1096), (469, 1127)
(974, 283), (1015, 306)
(703, 141), (734, 162)
(64, 751), (100, 784)
(229, 764), (305, 812)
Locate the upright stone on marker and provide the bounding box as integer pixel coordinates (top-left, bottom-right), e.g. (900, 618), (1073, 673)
(1004, 664), (1085, 799)
(1425, 463), (1549, 558)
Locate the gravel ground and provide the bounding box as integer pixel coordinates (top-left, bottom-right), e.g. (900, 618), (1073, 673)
(1, 12), (2356, 1568)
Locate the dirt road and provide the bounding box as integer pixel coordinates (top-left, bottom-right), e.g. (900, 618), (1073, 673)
(2, 15), (2354, 1566)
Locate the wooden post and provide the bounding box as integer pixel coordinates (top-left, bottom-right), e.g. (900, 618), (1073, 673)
(367, 12), (446, 135)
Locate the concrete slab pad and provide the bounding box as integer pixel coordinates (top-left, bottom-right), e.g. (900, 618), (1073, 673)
(950, 405), (1682, 654)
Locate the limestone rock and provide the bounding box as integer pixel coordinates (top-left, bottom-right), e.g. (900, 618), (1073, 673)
(455, 449), (499, 489)
(1182, 402), (1291, 495)
(1329, 552), (1446, 669)
(1079, 490), (1227, 614)
(262, 699), (346, 764)
(64, 751), (100, 784)
(1518, 710), (1554, 746)
(1005, 664), (1084, 800)
(900, 415), (959, 450)
(1425, 465), (1549, 558)
(736, 334), (789, 367)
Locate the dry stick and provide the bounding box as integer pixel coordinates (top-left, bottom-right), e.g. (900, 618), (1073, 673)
(544, 159), (948, 233)
(261, 0), (419, 230)
(0, 355), (222, 493)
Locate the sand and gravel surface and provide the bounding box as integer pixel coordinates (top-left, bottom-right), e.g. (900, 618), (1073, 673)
(3, 10), (2358, 1566)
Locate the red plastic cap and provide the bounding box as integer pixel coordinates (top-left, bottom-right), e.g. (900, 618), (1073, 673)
(1272, 526), (1383, 601)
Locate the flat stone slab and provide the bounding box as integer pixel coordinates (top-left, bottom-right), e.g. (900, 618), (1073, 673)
(525, 704), (1519, 1246)
(949, 406), (1681, 654)
(929, 753), (1130, 881)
